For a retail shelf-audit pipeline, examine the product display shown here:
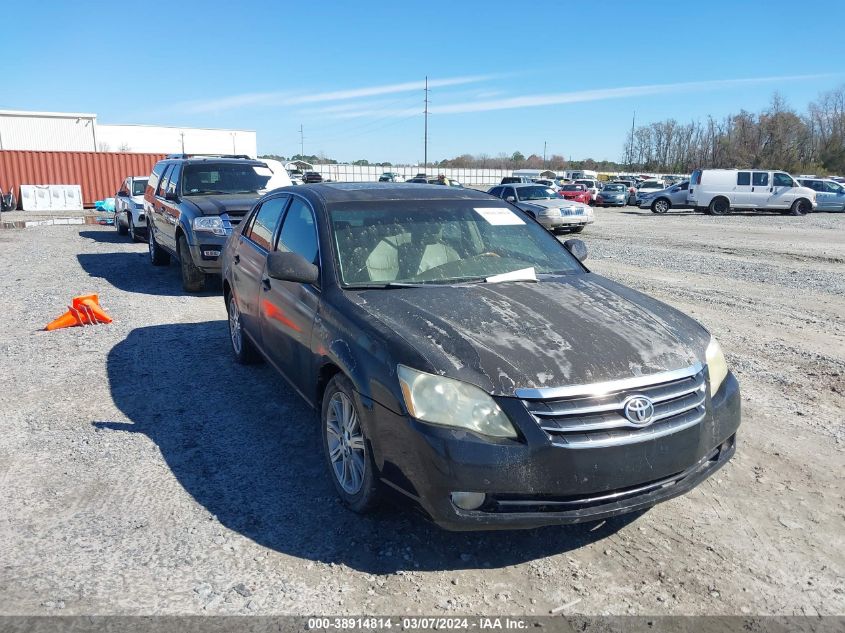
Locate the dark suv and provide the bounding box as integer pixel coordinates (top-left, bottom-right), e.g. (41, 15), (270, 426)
(145, 156), (272, 291)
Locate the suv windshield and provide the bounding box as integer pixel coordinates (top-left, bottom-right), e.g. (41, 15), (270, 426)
(329, 200), (582, 286)
(131, 179), (148, 196)
(516, 186), (557, 200)
(182, 163), (272, 195)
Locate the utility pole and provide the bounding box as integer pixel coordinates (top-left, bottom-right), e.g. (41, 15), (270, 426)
(423, 76), (429, 169)
(180, 131), (185, 154)
(543, 141), (547, 169)
(299, 124), (305, 158)
(629, 111), (636, 170)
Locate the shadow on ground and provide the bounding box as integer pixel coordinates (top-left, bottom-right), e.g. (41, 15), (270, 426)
(76, 242), (221, 297)
(96, 322), (640, 573)
(79, 229), (133, 244)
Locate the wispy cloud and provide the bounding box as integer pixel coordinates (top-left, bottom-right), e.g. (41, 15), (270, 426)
(429, 74), (837, 115)
(177, 75), (495, 114)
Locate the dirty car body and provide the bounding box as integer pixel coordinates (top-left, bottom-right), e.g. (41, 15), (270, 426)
(221, 183), (740, 531)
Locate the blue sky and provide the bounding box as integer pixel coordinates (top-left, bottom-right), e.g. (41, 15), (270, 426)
(3, 0), (843, 163)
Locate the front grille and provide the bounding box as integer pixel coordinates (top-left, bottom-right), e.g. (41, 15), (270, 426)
(519, 364), (706, 449)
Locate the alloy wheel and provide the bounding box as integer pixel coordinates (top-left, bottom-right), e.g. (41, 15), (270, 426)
(325, 392), (366, 495)
(228, 296), (242, 354)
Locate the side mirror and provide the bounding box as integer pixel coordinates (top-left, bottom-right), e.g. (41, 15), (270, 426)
(564, 238), (588, 262)
(116, 191), (129, 197)
(505, 196), (516, 203)
(267, 250), (319, 284)
(165, 190), (179, 202)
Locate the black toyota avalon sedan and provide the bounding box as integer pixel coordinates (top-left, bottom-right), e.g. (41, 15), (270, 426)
(221, 183), (740, 531)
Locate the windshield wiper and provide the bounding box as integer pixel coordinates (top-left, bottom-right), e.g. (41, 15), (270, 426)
(345, 282), (429, 289)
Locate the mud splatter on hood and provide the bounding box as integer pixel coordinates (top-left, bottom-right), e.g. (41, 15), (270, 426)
(352, 273), (708, 395)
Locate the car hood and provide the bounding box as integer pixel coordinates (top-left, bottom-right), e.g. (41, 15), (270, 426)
(351, 273), (707, 396)
(182, 193), (262, 215)
(130, 195), (145, 204)
(521, 199), (585, 211)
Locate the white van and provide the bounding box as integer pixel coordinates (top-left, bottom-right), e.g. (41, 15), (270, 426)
(688, 169), (816, 215)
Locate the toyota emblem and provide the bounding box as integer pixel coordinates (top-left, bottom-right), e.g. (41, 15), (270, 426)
(623, 395), (655, 426)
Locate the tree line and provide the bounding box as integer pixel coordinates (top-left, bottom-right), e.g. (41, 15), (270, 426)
(622, 86), (845, 175)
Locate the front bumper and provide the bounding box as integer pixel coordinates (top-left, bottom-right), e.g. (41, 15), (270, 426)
(537, 215), (594, 229)
(598, 198), (626, 206)
(188, 233), (228, 274)
(365, 371), (740, 531)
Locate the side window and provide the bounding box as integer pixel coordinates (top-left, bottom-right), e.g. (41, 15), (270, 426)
(148, 163), (166, 194)
(679, 181), (688, 191)
(809, 180), (825, 192)
(245, 196), (287, 250)
(752, 172), (769, 186)
(824, 181), (843, 193)
(166, 164), (182, 196)
(118, 179), (129, 195)
(737, 172), (751, 186)
(277, 198), (318, 265)
(503, 187), (516, 199)
(773, 172), (793, 187)
(157, 165), (173, 197)
(489, 187), (502, 197)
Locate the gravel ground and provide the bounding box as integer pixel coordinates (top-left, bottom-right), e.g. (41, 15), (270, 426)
(0, 208), (842, 617)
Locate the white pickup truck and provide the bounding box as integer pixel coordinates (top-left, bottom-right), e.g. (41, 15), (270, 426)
(114, 175), (149, 241)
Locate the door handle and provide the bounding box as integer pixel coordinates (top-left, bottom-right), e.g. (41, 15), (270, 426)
(233, 254), (240, 264)
(261, 277), (271, 291)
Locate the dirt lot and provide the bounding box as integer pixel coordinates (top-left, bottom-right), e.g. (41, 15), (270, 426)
(0, 208), (842, 616)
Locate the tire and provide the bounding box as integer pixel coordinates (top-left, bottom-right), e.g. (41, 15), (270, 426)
(651, 198), (671, 214)
(148, 223), (170, 266)
(571, 226), (585, 233)
(116, 211), (128, 235)
(178, 234), (205, 292)
(321, 374), (381, 513)
(708, 197), (730, 216)
(128, 216), (139, 242)
(789, 198), (810, 216)
(226, 291), (261, 364)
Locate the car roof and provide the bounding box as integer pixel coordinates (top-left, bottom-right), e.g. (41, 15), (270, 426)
(511, 182), (551, 188)
(160, 156), (266, 166)
(275, 182), (495, 204)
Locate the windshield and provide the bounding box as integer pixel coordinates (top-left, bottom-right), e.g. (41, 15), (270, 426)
(561, 185), (584, 192)
(575, 180), (594, 187)
(603, 184), (625, 192)
(641, 181), (662, 188)
(131, 179), (148, 196)
(516, 186), (557, 200)
(328, 200), (583, 286)
(182, 163), (272, 195)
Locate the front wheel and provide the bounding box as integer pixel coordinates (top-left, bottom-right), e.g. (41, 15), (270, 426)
(128, 216), (139, 242)
(116, 211), (128, 235)
(178, 234), (205, 292)
(226, 292), (261, 364)
(651, 198), (670, 214)
(322, 374), (381, 514)
(790, 199), (810, 216)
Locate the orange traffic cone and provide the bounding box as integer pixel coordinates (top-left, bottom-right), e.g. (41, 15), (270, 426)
(45, 309), (82, 331)
(44, 294), (112, 330)
(72, 294), (112, 324)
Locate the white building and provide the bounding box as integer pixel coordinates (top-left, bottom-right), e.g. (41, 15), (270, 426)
(0, 109), (257, 156)
(0, 110), (98, 151)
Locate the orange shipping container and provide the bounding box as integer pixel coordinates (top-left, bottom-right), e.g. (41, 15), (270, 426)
(0, 150), (165, 208)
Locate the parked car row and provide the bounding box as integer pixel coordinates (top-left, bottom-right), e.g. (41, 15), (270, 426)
(107, 161), (740, 530)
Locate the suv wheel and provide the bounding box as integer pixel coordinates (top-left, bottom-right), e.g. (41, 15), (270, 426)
(128, 216), (138, 242)
(178, 234), (206, 292)
(651, 198), (670, 214)
(322, 374), (381, 513)
(116, 211), (128, 236)
(148, 224), (170, 266)
(226, 292), (261, 364)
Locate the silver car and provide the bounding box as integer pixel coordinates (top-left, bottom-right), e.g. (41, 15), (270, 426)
(638, 180), (692, 214)
(488, 183), (594, 233)
(596, 183), (628, 207)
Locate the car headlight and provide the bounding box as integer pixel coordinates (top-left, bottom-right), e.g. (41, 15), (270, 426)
(706, 337), (729, 397)
(397, 365), (517, 438)
(193, 216), (228, 236)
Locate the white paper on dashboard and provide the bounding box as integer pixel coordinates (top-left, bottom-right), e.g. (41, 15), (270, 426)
(485, 267), (537, 283)
(473, 207), (525, 225)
